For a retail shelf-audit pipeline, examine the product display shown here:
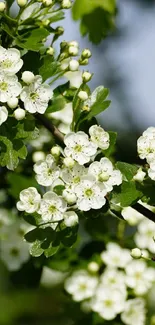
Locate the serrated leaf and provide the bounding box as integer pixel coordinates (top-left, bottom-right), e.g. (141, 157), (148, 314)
(112, 181), (143, 207)
(116, 162), (138, 181)
(0, 136), (27, 170)
(46, 96), (66, 114)
(30, 240), (44, 257)
(44, 243), (59, 257)
(16, 28), (50, 51)
(72, 0), (116, 19)
(39, 55), (61, 82)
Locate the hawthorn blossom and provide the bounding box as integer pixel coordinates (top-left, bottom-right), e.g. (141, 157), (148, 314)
(64, 270), (98, 301)
(38, 191), (67, 222)
(89, 125), (110, 150)
(0, 46), (23, 75)
(20, 75), (53, 114)
(134, 218), (155, 253)
(34, 154), (60, 186)
(61, 163), (87, 189)
(74, 176), (107, 211)
(101, 243), (131, 268)
(121, 298), (146, 325)
(64, 131), (97, 165)
(0, 106), (8, 125)
(88, 157), (122, 191)
(92, 287), (126, 320)
(0, 74), (22, 102)
(125, 260), (155, 295)
(100, 268), (127, 294)
(17, 187), (41, 214)
(137, 127), (155, 161)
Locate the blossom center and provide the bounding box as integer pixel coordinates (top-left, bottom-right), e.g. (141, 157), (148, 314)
(0, 82), (8, 91)
(74, 144), (82, 152)
(85, 188), (93, 197)
(1, 59), (12, 68)
(98, 172), (110, 182)
(73, 176), (80, 184)
(105, 299), (113, 307)
(49, 205), (57, 213)
(30, 92), (39, 101)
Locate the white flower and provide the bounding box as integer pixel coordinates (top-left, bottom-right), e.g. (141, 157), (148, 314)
(121, 206), (144, 226)
(0, 221), (30, 271)
(121, 298), (146, 325)
(20, 75), (53, 114)
(88, 157), (122, 191)
(65, 71), (82, 88)
(148, 161), (155, 180)
(74, 176), (107, 211)
(125, 260), (155, 295)
(68, 46), (78, 56)
(64, 131), (97, 165)
(17, 187), (41, 214)
(64, 270), (98, 301)
(61, 163), (87, 188)
(100, 268), (127, 294)
(137, 127), (155, 161)
(69, 59), (79, 71)
(0, 74), (22, 102)
(101, 242), (131, 268)
(63, 211), (78, 227)
(34, 154), (60, 187)
(0, 46), (23, 75)
(92, 287), (126, 320)
(38, 191), (67, 222)
(78, 90), (88, 101)
(0, 106), (8, 125)
(135, 218), (155, 253)
(89, 125), (110, 150)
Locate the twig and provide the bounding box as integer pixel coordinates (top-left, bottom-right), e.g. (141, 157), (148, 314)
(132, 202), (155, 223)
(35, 114), (64, 144)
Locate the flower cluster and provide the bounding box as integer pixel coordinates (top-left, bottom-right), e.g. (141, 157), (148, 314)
(137, 127), (155, 180)
(17, 126), (122, 230)
(64, 242), (155, 324)
(0, 208), (30, 271)
(0, 45), (53, 126)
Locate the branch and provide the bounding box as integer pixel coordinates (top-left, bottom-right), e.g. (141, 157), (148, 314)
(132, 202), (155, 223)
(35, 114), (64, 144)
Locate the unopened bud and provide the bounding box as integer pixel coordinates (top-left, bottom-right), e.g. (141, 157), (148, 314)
(56, 26), (64, 35)
(82, 71), (92, 82)
(69, 59), (79, 71)
(17, 0), (27, 6)
(78, 90), (88, 101)
(82, 48), (92, 59)
(62, 0), (72, 9)
(79, 58), (89, 65)
(22, 71), (35, 84)
(131, 248), (142, 259)
(51, 146), (61, 157)
(88, 262), (99, 273)
(63, 157), (75, 168)
(68, 46), (78, 56)
(82, 105), (90, 112)
(63, 191), (77, 204)
(14, 108), (26, 121)
(69, 41), (79, 48)
(0, 2), (6, 11)
(42, 0), (52, 6)
(42, 19), (50, 26)
(32, 151), (46, 162)
(47, 47), (54, 55)
(7, 97), (18, 109)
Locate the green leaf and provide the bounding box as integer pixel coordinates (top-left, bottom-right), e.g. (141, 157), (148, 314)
(30, 240), (44, 257)
(87, 87), (111, 119)
(46, 96), (66, 114)
(112, 181), (143, 207)
(0, 136), (27, 170)
(44, 243), (59, 258)
(7, 173), (38, 199)
(16, 28), (50, 51)
(103, 131), (117, 157)
(116, 162), (139, 181)
(72, 0), (116, 19)
(53, 185), (65, 196)
(16, 118), (39, 141)
(39, 55), (61, 82)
